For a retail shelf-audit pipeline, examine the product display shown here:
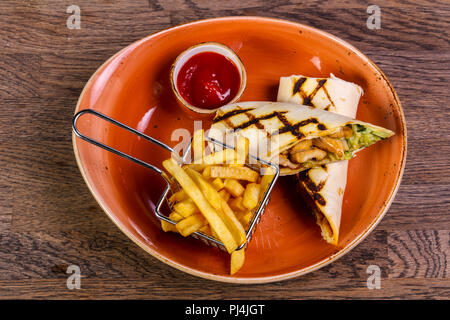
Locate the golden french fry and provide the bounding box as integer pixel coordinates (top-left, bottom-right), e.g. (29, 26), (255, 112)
(182, 163), (206, 172)
(210, 227), (219, 240)
(162, 158), (238, 253)
(211, 177), (224, 191)
(210, 166), (259, 182)
(219, 199), (247, 246)
(230, 249), (245, 275)
(176, 213), (207, 237)
(202, 166), (211, 178)
(259, 167), (275, 201)
(228, 196), (246, 212)
(236, 136), (249, 165)
(173, 198), (198, 218)
(169, 189), (188, 203)
(218, 189), (231, 202)
(224, 179), (245, 198)
(185, 168), (247, 246)
(196, 149), (237, 165)
(185, 169), (222, 208)
(234, 210), (248, 220)
(198, 224), (212, 237)
(192, 129), (205, 162)
(242, 183), (261, 210)
(161, 219), (177, 232)
(169, 211), (184, 222)
(240, 211), (254, 229)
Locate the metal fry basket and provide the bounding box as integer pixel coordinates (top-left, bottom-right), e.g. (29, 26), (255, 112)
(73, 109), (279, 252)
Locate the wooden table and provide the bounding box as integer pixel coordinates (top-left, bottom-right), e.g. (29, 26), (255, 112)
(0, 0), (448, 299)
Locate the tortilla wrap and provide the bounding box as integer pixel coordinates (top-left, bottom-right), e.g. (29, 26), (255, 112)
(209, 101), (393, 176)
(277, 74), (362, 245)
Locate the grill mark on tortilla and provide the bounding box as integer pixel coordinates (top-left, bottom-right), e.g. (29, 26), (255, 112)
(244, 112), (265, 130)
(275, 112), (303, 138)
(322, 85), (336, 109)
(276, 116), (319, 138)
(224, 118), (235, 129)
(292, 78), (328, 109)
(292, 77), (307, 95)
(213, 107), (254, 123)
(303, 79), (327, 106)
(231, 111), (286, 131)
(220, 108), (322, 140)
(293, 77), (310, 106)
(317, 123), (327, 130)
(313, 193), (326, 206)
(297, 170), (327, 206)
(298, 169), (326, 193)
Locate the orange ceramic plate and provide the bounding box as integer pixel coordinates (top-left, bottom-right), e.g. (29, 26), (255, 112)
(72, 17), (406, 283)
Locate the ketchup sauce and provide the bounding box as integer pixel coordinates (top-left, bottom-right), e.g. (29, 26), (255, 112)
(176, 52), (241, 110)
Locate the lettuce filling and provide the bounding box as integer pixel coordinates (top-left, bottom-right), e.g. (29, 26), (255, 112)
(346, 124), (389, 152)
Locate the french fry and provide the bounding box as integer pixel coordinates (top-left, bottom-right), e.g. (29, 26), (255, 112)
(192, 129), (205, 162)
(169, 211), (184, 222)
(210, 227), (219, 240)
(196, 149), (237, 165)
(236, 136), (249, 165)
(176, 213), (207, 237)
(198, 224), (212, 237)
(185, 168), (247, 246)
(162, 158), (238, 253)
(202, 166), (211, 178)
(224, 179), (245, 198)
(211, 177), (224, 191)
(219, 200), (247, 246)
(230, 249), (245, 275)
(161, 220), (177, 232)
(234, 210), (248, 220)
(242, 183), (261, 210)
(173, 198), (198, 218)
(182, 163), (206, 172)
(259, 167), (275, 201)
(169, 189), (188, 203)
(218, 189), (231, 202)
(228, 196), (246, 212)
(240, 211), (254, 229)
(185, 169), (222, 209)
(210, 166), (259, 182)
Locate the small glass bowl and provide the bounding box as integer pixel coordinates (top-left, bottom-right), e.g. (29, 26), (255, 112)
(170, 42), (247, 115)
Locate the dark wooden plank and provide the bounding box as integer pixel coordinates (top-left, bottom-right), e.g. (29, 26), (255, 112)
(0, 54), (41, 98)
(388, 230), (449, 278)
(0, 98), (77, 143)
(0, 229), (394, 298)
(0, 186), (12, 236)
(169, 2), (450, 51)
(379, 184), (450, 230)
(38, 51), (105, 99)
(0, 277), (448, 299)
(0, 1), (171, 54)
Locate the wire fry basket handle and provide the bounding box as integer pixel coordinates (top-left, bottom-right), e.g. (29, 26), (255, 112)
(72, 109), (174, 176)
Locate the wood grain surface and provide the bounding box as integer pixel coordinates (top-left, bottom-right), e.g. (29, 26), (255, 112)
(0, 0), (449, 299)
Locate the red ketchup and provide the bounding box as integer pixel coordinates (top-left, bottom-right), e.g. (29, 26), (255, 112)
(177, 52), (241, 110)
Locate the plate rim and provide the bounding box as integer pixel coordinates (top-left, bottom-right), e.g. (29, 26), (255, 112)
(72, 16), (407, 284)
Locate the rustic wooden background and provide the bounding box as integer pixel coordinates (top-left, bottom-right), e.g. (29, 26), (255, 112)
(0, 0), (448, 299)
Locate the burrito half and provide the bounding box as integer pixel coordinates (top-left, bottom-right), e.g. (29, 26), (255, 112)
(277, 74), (362, 245)
(209, 101), (394, 177)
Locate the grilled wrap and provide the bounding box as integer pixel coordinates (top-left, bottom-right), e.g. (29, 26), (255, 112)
(277, 74), (363, 245)
(209, 101), (394, 176)
(277, 73), (363, 117)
